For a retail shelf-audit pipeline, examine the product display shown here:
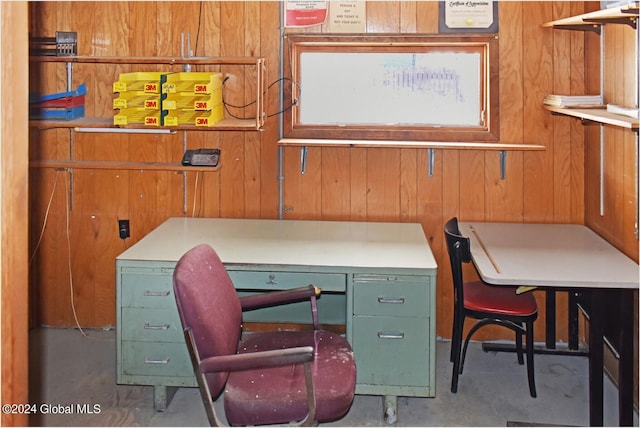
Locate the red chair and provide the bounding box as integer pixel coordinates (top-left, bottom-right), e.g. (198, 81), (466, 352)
(173, 243), (356, 426)
(444, 217), (538, 398)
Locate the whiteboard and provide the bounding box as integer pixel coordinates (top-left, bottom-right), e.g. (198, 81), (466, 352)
(283, 34), (500, 143)
(299, 51), (482, 126)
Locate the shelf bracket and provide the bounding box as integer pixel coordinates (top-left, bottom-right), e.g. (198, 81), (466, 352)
(300, 146), (308, 175)
(553, 24), (601, 34)
(427, 148), (435, 177)
(183, 131), (188, 215)
(499, 150), (507, 180)
(583, 17), (637, 30)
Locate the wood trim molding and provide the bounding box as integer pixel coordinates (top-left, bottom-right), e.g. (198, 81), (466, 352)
(1, 2), (30, 426)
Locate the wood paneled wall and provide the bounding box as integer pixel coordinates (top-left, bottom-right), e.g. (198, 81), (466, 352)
(29, 2), (638, 348)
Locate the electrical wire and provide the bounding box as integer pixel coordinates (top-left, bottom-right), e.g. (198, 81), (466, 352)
(31, 169), (113, 341)
(30, 170), (60, 266)
(61, 171), (88, 337)
(194, 1), (203, 57)
(222, 76), (301, 120)
(192, 171), (201, 217)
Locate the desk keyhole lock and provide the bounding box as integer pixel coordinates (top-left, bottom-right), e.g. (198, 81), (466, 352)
(266, 274), (278, 285)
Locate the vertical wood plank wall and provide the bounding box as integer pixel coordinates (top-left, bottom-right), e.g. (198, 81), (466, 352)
(2, 2), (30, 426)
(29, 2), (638, 349)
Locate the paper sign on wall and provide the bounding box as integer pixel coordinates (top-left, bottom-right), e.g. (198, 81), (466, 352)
(328, 2), (366, 33)
(285, 1), (327, 27)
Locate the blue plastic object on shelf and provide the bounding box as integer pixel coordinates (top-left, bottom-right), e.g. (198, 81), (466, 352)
(29, 83), (87, 103)
(29, 83), (87, 121)
(30, 105), (85, 121)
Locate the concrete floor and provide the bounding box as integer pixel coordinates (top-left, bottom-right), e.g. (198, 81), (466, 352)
(28, 327), (636, 427)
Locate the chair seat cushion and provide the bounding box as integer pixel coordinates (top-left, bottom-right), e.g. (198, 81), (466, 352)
(464, 280), (537, 316)
(224, 329), (356, 426)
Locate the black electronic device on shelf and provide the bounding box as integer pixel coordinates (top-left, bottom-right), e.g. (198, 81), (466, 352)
(181, 148), (220, 167)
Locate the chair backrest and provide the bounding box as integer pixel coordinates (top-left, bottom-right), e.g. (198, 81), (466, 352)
(173, 243), (242, 399)
(444, 217), (472, 304)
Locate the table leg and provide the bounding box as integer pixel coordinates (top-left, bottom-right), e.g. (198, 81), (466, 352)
(545, 290), (556, 349)
(482, 289), (587, 357)
(617, 289), (634, 427)
(383, 395), (397, 424)
(588, 289), (604, 426)
(568, 290), (580, 350)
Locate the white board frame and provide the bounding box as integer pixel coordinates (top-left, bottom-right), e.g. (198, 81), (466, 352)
(283, 34), (500, 143)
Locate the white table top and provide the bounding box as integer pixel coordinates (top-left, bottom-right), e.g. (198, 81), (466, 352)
(459, 222), (639, 289)
(117, 217), (437, 271)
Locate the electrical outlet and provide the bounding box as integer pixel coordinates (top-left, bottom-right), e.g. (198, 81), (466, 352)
(118, 219), (130, 240)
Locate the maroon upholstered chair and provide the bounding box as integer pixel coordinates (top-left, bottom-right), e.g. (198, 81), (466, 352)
(173, 244), (356, 426)
(444, 217), (538, 398)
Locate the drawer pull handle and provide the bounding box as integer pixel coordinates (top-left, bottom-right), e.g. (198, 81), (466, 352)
(266, 274), (278, 285)
(144, 290), (170, 297)
(377, 332), (405, 340)
(378, 297), (405, 304)
(144, 357), (171, 365)
(144, 323), (170, 330)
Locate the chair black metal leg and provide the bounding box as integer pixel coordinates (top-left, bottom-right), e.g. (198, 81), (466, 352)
(450, 308), (460, 363)
(515, 329), (524, 365)
(459, 319), (491, 374)
(526, 320), (537, 398)
(450, 314), (464, 393)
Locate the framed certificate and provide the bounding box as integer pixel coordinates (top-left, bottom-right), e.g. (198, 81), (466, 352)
(439, 1), (499, 33)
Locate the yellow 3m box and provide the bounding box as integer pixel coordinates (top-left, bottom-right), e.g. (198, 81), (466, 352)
(161, 72), (223, 95)
(113, 72), (166, 94)
(162, 88), (222, 111)
(113, 91), (162, 109)
(162, 104), (224, 127)
(113, 107), (162, 126)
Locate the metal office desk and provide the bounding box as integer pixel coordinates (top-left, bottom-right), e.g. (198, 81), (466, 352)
(116, 217), (437, 423)
(459, 221), (639, 426)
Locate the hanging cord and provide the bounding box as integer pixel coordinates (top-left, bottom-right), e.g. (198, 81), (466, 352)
(61, 171), (87, 337)
(30, 170), (60, 266)
(222, 76), (300, 120)
(30, 169), (112, 341)
(191, 171), (203, 218)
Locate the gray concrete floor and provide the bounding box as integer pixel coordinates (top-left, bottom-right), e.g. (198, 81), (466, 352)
(28, 327), (636, 427)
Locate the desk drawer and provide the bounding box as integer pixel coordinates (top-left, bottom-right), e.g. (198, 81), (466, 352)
(121, 273), (175, 309)
(353, 275), (430, 317)
(228, 271), (346, 292)
(352, 315), (430, 387)
(121, 308), (183, 342)
(121, 341), (193, 378)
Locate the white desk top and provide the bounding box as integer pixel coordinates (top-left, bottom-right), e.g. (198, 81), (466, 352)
(459, 222), (639, 289)
(117, 217), (437, 271)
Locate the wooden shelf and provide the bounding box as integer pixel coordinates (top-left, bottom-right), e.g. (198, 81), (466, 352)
(30, 159), (221, 172)
(29, 55), (267, 131)
(278, 138), (546, 151)
(542, 2), (639, 33)
(29, 116), (261, 131)
(29, 55), (264, 66)
(543, 106), (639, 131)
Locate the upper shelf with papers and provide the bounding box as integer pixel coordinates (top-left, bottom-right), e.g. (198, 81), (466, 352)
(542, 2), (639, 33)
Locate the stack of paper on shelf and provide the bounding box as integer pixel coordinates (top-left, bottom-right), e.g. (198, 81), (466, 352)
(543, 94), (603, 108)
(606, 104), (639, 119)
